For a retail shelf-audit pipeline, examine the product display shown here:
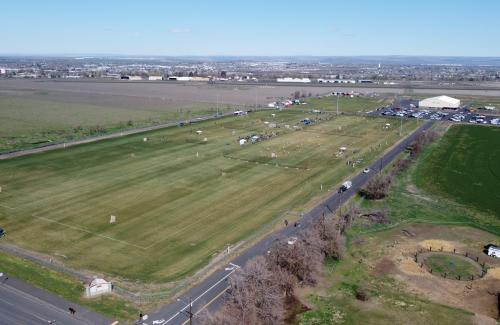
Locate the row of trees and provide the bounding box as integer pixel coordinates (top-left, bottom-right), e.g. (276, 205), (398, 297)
(360, 129), (439, 200)
(203, 205), (359, 325)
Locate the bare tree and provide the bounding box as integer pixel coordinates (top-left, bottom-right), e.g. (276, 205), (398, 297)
(359, 174), (392, 200)
(203, 256), (288, 325)
(267, 237), (324, 286)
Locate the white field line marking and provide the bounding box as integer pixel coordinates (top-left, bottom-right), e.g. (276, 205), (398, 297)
(162, 268), (237, 324)
(33, 215), (148, 250)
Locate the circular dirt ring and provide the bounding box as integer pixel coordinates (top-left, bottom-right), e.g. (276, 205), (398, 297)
(417, 252), (485, 281)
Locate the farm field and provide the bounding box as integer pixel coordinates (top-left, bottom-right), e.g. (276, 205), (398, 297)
(0, 110), (417, 284)
(0, 79), (387, 152)
(415, 125), (500, 218)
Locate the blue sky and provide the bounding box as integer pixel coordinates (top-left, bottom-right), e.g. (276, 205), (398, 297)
(1, 0), (499, 56)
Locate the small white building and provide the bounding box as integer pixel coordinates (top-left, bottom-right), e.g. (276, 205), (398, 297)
(276, 77), (311, 83)
(85, 278), (112, 297)
(419, 95), (461, 109)
(488, 245), (500, 258)
(317, 78), (356, 84)
(148, 75), (163, 81)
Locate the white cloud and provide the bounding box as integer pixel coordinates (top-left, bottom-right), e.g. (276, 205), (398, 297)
(169, 28), (191, 34)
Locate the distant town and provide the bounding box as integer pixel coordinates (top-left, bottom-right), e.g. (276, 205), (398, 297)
(1, 56), (500, 84)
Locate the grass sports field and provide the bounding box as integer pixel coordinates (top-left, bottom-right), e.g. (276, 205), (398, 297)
(0, 110), (416, 283)
(415, 125), (500, 218)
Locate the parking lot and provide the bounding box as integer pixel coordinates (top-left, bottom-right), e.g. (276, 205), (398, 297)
(372, 105), (500, 126)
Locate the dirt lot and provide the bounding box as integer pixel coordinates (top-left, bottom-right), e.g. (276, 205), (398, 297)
(0, 79), (333, 108)
(363, 224), (500, 320)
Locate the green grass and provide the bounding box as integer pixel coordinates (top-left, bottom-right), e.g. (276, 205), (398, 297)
(351, 126), (500, 237)
(423, 254), (479, 279)
(415, 125), (500, 218)
(0, 95), (228, 152)
(296, 95), (391, 114)
(0, 111), (417, 284)
(0, 251), (139, 321)
(298, 124), (500, 325)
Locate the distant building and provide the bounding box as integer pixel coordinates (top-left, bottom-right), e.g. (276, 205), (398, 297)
(317, 78), (356, 84)
(168, 76), (192, 81)
(419, 95), (461, 109)
(148, 75), (163, 81)
(121, 75), (143, 81)
(102, 73), (121, 79)
(191, 76), (210, 81)
(277, 77), (311, 83)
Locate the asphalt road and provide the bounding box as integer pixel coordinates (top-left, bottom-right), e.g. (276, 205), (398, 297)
(142, 121), (435, 325)
(0, 275), (111, 325)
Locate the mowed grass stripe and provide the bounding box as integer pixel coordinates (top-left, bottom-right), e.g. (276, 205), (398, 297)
(0, 112), (417, 282)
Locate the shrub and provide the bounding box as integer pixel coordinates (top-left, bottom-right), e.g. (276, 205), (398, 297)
(359, 174), (392, 200)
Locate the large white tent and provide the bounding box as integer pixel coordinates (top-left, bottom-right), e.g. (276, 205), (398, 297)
(419, 95), (461, 109)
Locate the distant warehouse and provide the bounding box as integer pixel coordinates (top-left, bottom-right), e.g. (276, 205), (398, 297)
(276, 77), (311, 83)
(418, 95), (461, 109)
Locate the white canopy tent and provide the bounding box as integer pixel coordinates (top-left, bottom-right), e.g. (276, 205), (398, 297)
(419, 95), (461, 109)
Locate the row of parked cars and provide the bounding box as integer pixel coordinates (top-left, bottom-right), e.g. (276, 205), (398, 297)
(375, 107), (500, 125)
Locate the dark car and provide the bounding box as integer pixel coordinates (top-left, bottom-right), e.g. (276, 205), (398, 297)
(0, 228), (5, 238)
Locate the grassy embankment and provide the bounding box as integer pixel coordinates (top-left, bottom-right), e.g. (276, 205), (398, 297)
(298, 124), (500, 324)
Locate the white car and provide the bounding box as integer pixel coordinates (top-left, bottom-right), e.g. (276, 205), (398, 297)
(363, 168), (371, 173)
(287, 237), (298, 245)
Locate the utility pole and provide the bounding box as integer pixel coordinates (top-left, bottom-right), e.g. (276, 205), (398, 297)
(400, 114), (403, 136)
(255, 87), (258, 111)
(216, 93), (219, 117)
(336, 94), (339, 115)
(177, 297), (194, 325)
(189, 297), (193, 325)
